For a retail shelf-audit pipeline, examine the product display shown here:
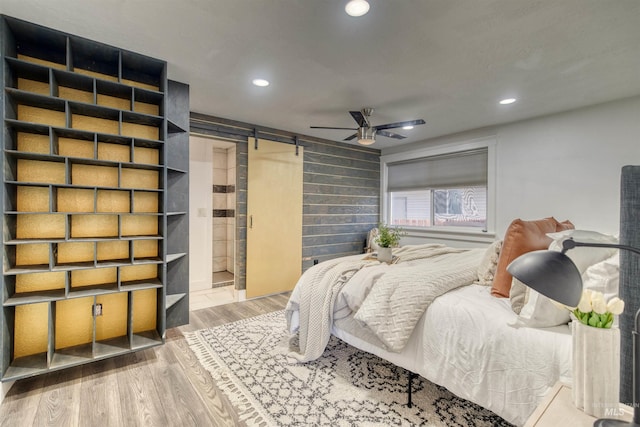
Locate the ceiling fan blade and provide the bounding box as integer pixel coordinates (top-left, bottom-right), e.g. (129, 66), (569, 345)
(349, 111), (367, 127)
(310, 126), (358, 130)
(343, 133), (358, 141)
(374, 119), (426, 131)
(377, 130), (406, 140)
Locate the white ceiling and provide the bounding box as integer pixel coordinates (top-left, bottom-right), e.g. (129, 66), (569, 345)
(2, 0), (640, 149)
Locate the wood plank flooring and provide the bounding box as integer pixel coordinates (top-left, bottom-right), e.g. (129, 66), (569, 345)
(0, 293), (290, 427)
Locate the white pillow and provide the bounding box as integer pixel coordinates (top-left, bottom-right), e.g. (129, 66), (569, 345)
(476, 240), (502, 285)
(366, 228), (380, 253)
(509, 278), (529, 314)
(511, 230), (618, 328)
(547, 229), (618, 273)
(510, 290), (571, 328)
(582, 252), (619, 301)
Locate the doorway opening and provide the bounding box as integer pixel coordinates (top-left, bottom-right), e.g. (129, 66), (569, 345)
(189, 135), (236, 311)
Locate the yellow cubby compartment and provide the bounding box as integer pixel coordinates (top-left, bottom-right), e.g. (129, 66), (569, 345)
(97, 93), (130, 111)
(97, 240), (130, 262)
(56, 241), (95, 265)
(17, 186), (50, 212)
(15, 243), (50, 267)
(70, 267), (117, 289)
(96, 189), (130, 213)
(70, 214), (118, 238)
(98, 142), (131, 163)
(71, 164), (118, 187)
(17, 159), (66, 185)
(14, 302), (50, 359)
(58, 137), (95, 159)
(121, 122), (159, 140)
(75, 68), (118, 82)
(95, 293), (128, 342)
(133, 101), (159, 116)
(17, 132), (50, 154)
(133, 240), (159, 260)
(16, 214), (66, 239)
(17, 54), (66, 70)
(133, 191), (159, 213)
(58, 86), (93, 104)
(17, 78), (50, 96)
(120, 264), (158, 284)
(121, 168), (159, 190)
(57, 188), (95, 213)
(132, 288), (157, 334)
(122, 78), (158, 92)
(132, 146), (159, 165)
(72, 114), (119, 135)
(121, 215), (159, 237)
(55, 296), (94, 350)
(17, 105), (66, 128)
(15, 271), (66, 294)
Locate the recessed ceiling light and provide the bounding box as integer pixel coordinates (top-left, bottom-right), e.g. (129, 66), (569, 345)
(402, 125), (414, 130)
(252, 78), (270, 87)
(345, 0), (370, 17)
(499, 98), (517, 105)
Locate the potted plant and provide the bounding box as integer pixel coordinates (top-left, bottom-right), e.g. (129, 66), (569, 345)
(375, 223), (406, 262)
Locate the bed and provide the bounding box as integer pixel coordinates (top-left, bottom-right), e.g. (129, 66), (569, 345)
(285, 242), (574, 426)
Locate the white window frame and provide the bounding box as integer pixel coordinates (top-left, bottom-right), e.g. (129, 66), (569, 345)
(380, 136), (496, 245)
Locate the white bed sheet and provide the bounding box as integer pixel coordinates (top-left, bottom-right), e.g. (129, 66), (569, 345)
(332, 284), (572, 426)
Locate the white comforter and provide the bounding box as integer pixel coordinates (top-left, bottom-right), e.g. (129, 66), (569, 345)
(286, 244), (483, 360)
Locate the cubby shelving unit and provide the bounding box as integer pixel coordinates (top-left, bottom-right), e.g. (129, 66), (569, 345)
(1, 15), (189, 381)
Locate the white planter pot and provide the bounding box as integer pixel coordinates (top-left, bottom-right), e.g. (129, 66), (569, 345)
(571, 320), (620, 417)
(377, 247), (393, 263)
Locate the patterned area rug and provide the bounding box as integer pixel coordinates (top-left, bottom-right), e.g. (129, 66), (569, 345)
(185, 310), (513, 427)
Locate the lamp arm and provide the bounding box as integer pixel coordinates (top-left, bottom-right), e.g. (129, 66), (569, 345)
(561, 239), (640, 256)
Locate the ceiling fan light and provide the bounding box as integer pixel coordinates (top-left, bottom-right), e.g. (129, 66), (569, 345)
(402, 125), (414, 130)
(357, 138), (375, 146)
(345, 0), (370, 17)
(357, 127), (376, 145)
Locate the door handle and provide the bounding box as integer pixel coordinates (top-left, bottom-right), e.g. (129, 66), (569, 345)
(249, 215), (253, 229)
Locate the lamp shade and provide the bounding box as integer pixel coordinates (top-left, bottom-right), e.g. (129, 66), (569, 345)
(507, 250), (583, 307)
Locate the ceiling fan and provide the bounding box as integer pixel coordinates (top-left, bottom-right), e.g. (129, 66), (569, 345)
(310, 108), (426, 145)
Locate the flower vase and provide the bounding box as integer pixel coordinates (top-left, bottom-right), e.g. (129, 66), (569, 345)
(377, 247), (393, 263)
(571, 319), (620, 418)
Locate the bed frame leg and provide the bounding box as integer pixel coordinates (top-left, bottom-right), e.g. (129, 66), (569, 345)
(407, 371), (415, 407)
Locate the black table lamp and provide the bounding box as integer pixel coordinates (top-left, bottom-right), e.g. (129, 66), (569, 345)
(507, 238), (640, 427)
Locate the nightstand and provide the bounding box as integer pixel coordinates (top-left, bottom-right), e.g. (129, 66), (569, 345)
(524, 382), (633, 426)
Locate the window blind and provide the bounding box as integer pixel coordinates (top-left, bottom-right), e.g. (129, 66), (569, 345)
(387, 148), (488, 192)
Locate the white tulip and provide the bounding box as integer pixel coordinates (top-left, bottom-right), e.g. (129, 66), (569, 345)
(577, 291), (592, 313)
(607, 297), (625, 315)
(591, 292), (607, 314)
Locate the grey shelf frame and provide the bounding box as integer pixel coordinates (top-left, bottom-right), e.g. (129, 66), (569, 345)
(0, 15), (189, 382)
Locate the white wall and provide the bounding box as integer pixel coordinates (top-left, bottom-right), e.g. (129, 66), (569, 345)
(189, 135), (213, 291)
(382, 96), (640, 240)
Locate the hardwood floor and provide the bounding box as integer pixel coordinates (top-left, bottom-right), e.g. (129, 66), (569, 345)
(0, 293), (290, 427)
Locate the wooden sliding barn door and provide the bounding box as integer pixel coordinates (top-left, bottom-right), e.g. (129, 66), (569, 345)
(246, 138), (303, 298)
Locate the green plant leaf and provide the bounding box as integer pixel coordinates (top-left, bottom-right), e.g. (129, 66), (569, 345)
(374, 223), (407, 248)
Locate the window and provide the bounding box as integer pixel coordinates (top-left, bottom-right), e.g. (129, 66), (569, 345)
(386, 148), (488, 230)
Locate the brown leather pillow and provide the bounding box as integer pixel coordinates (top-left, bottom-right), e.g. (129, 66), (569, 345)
(491, 217), (574, 298)
(557, 219), (575, 231)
